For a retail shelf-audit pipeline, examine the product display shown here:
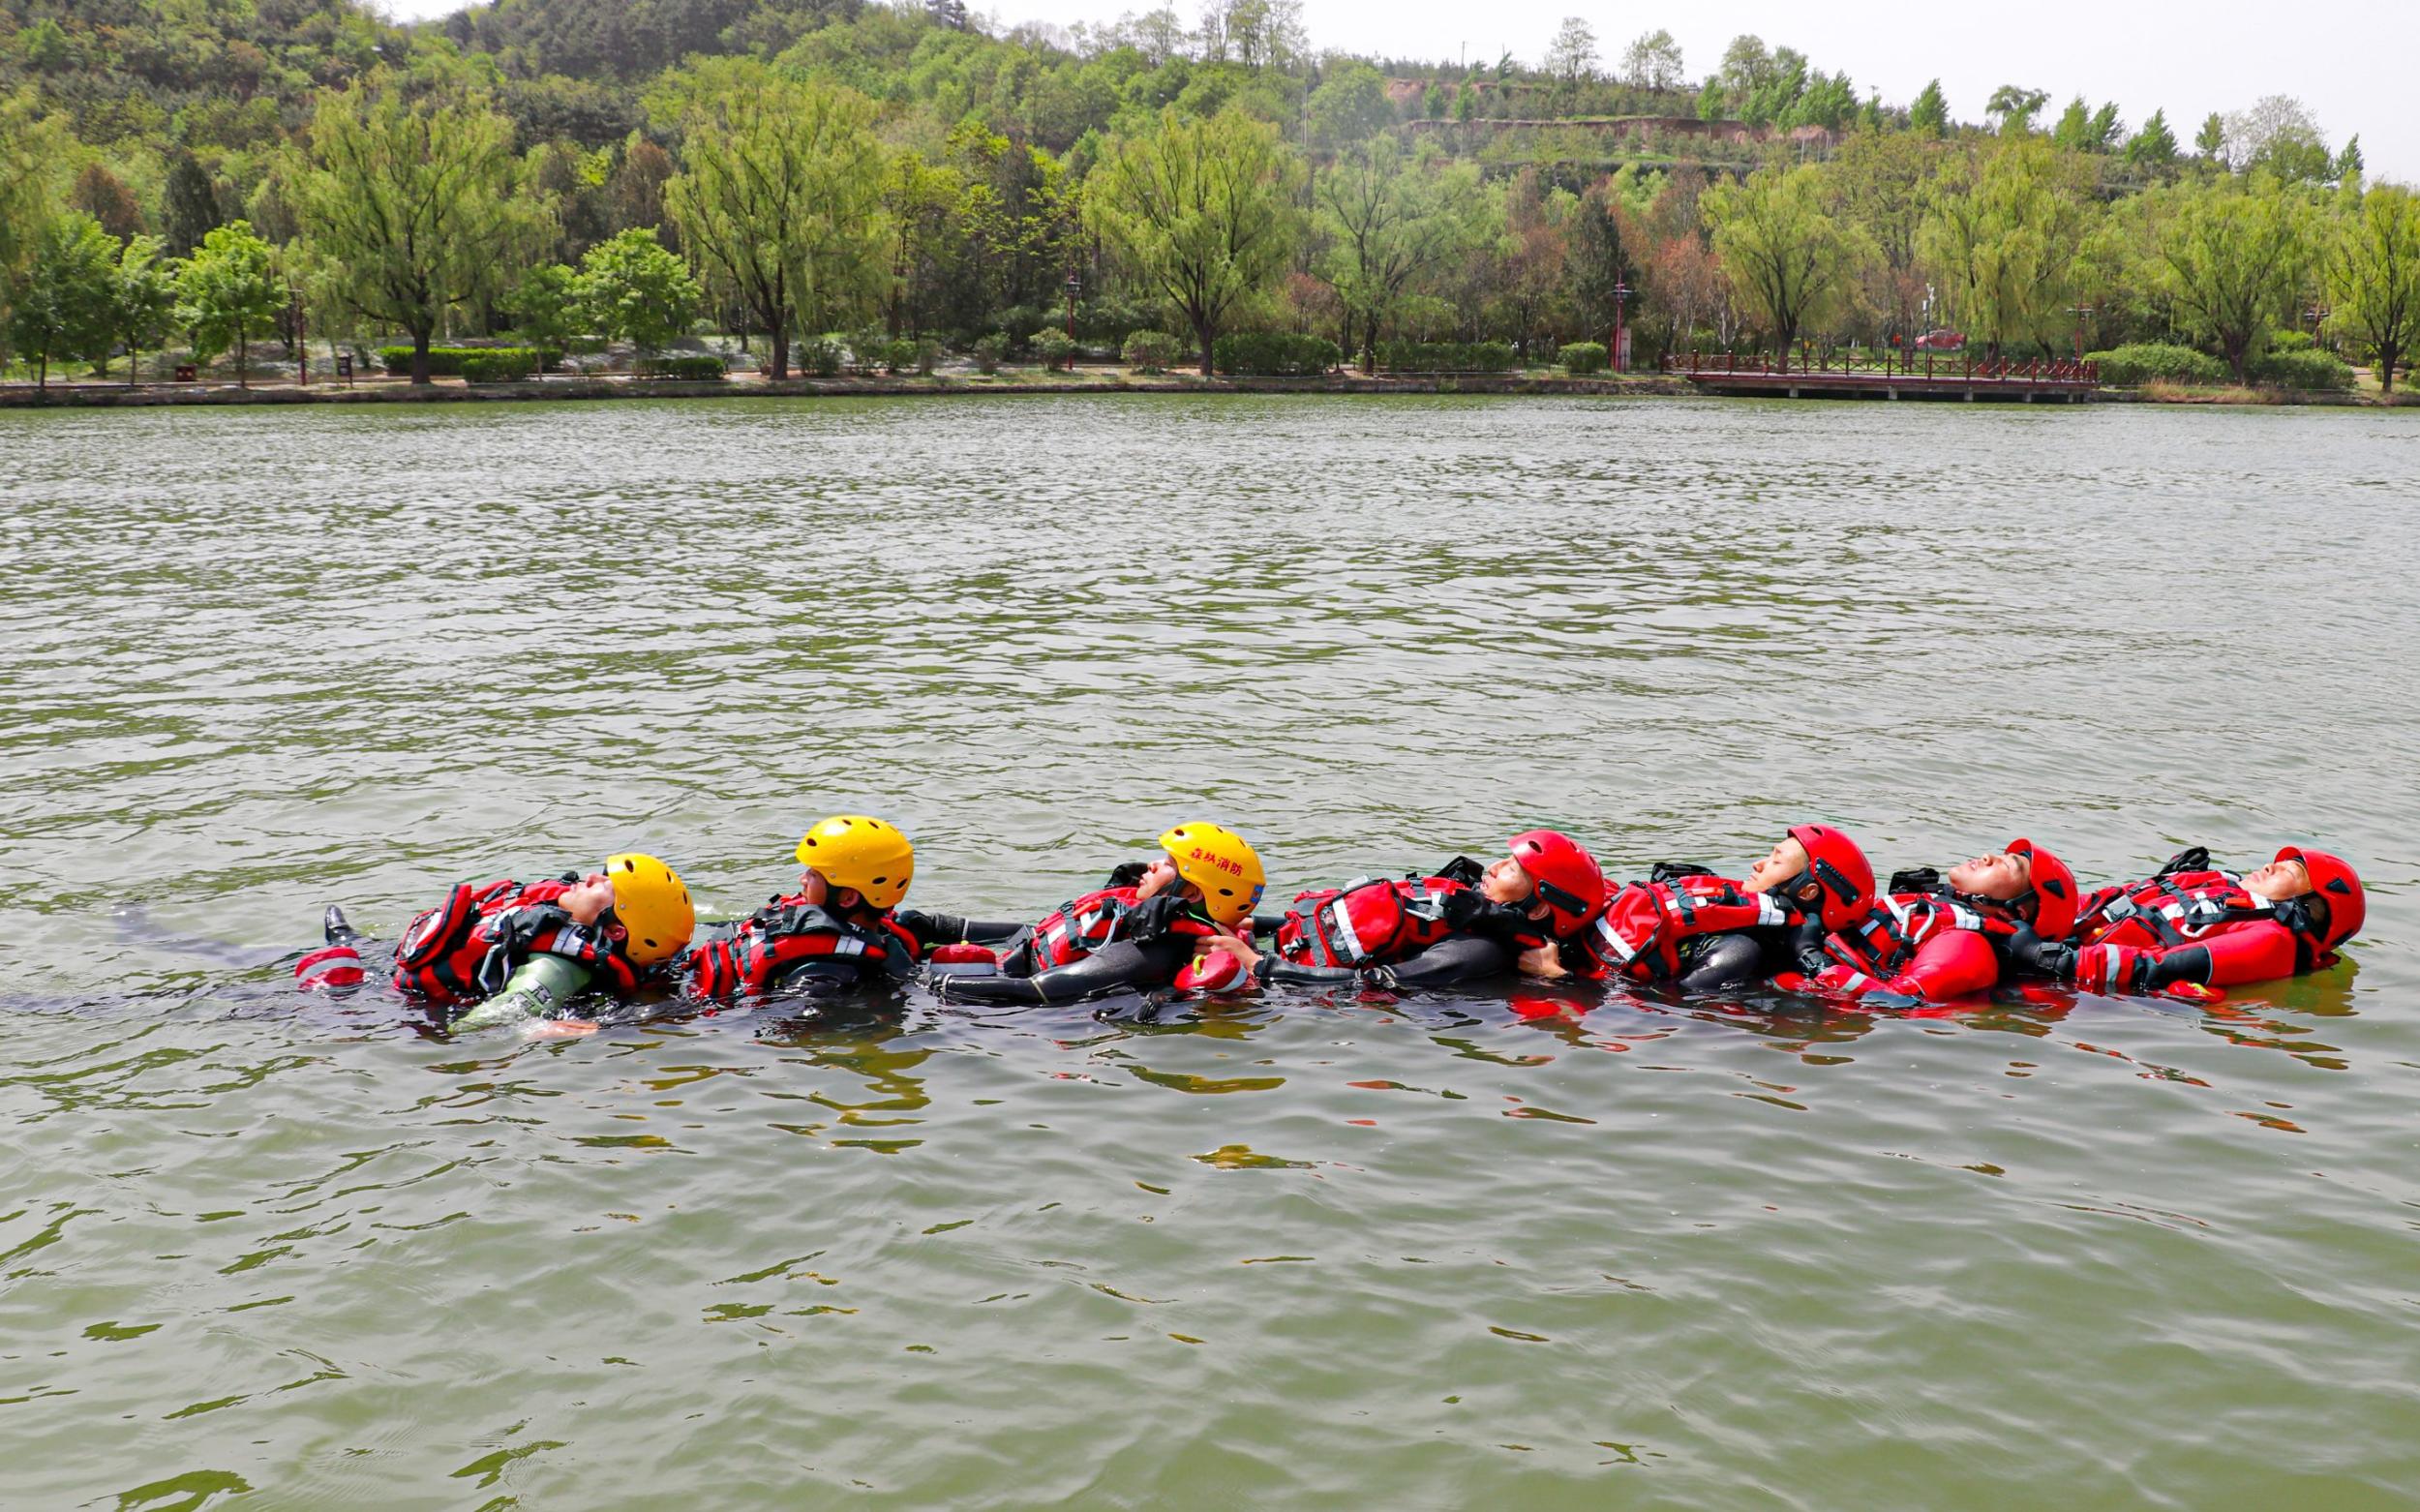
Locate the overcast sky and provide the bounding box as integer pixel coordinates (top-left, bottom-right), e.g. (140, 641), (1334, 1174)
(376, 0), (2419, 179)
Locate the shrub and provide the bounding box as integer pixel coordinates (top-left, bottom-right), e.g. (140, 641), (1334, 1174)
(971, 333), (1005, 374)
(2251, 346), (2354, 390)
(915, 337), (941, 376)
(1377, 340), (1518, 373)
(1032, 328), (1077, 370)
(638, 354), (726, 380)
(378, 345), (555, 378)
(2084, 343), (2227, 386)
(2268, 329), (2315, 353)
(1212, 330), (1341, 376)
(1121, 329), (1182, 373)
(1558, 341), (1608, 375)
(460, 349), (537, 382)
(798, 336), (844, 377)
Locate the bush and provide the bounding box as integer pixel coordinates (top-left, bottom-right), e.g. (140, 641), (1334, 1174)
(914, 337), (941, 376)
(2251, 346), (2354, 390)
(378, 345), (555, 378)
(1558, 341), (1608, 375)
(798, 336), (844, 377)
(1212, 330), (1341, 376)
(1377, 340), (1518, 373)
(1122, 329), (1182, 373)
(2085, 343), (2227, 386)
(1032, 328), (1077, 370)
(637, 354), (726, 380)
(971, 334), (1005, 375)
(2268, 329), (2315, 353)
(460, 349), (537, 382)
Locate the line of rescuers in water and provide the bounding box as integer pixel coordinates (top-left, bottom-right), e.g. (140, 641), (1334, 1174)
(293, 815), (2371, 1033)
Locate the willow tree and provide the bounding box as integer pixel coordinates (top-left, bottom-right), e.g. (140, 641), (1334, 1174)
(1088, 106), (1304, 377)
(662, 60), (888, 380)
(1316, 137), (1484, 374)
(2327, 184), (2420, 393)
(1702, 164), (1872, 357)
(2156, 173), (2314, 380)
(0, 88), (71, 358)
(291, 75), (535, 384)
(1919, 137), (2096, 355)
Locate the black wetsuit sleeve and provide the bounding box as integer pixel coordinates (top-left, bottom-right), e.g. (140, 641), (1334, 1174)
(894, 909), (1025, 950)
(1262, 934), (1512, 990)
(771, 957), (880, 997)
(940, 937), (1195, 1005)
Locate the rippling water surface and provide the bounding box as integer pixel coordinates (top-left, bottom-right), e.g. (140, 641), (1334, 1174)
(3, 395), (2415, 1509)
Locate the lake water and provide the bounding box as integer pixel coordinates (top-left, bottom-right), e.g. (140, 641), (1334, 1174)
(2, 394), (2414, 1509)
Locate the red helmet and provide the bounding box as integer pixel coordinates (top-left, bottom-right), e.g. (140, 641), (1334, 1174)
(1508, 830), (1607, 939)
(1786, 824), (1875, 931)
(2007, 837), (2079, 940)
(2277, 845), (2365, 954)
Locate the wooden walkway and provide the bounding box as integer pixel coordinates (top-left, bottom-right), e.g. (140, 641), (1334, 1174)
(1668, 352), (2102, 403)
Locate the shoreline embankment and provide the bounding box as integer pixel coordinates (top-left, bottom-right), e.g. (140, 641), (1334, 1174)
(0, 371), (2405, 409)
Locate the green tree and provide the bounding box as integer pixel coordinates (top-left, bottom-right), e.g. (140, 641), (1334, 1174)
(575, 227), (702, 354)
(507, 262), (584, 350)
(1087, 106), (1304, 376)
(1909, 79), (1949, 136)
(1702, 163), (1872, 356)
(2155, 174), (2313, 380)
(2123, 110), (2179, 180)
(0, 88), (71, 349)
(2326, 184), (2419, 393)
(1986, 85), (2049, 135)
(177, 220), (283, 387)
(1620, 29), (1685, 92)
(1832, 128), (1941, 335)
(1316, 137), (1484, 373)
(8, 212), (118, 389)
(1307, 61), (1394, 149)
(661, 60), (888, 380)
(162, 150), (223, 257)
(108, 234), (180, 384)
(2194, 111), (2226, 166)
(2333, 136), (2363, 185)
(1920, 137), (2096, 355)
(1544, 16), (1599, 104)
(1567, 183), (1637, 356)
(291, 76), (534, 385)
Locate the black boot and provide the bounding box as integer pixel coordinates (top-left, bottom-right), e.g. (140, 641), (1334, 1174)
(323, 905), (363, 946)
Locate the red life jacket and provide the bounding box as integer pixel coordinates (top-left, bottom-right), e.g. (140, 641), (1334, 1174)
(684, 895), (923, 999)
(1577, 876), (1789, 982)
(1275, 877), (1469, 969)
(392, 877), (641, 1006)
(1824, 892), (2022, 981)
(1005, 887), (1219, 974)
(2072, 870), (2298, 956)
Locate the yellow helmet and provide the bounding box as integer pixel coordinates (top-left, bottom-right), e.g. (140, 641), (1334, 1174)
(1158, 822), (1266, 927)
(795, 814), (915, 910)
(604, 853), (695, 967)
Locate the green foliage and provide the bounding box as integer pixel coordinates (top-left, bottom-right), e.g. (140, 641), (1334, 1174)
(574, 227), (700, 352)
(176, 219), (282, 385)
(1558, 340), (1607, 374)
(7, 211), (118, 386)
(508, 264), (584, 356)
(637, 353), (727, 379)
(1909, 79), (1949, 136)
(1921, 136), (2094, 352)
(161, 151), (222, 257)
(2154, 173), (2314, 379)
(2123, 110), (2179, 179)
(2250, 346), (2353, 390)
(376, 346), (555, 377)
(1088, 106), (1304, 375)
(1031, 327), (1076, 369)
(1704, 164), (1872, 354)
(1212, 330), (1339, 375)
(798, 335), (846, 376)
(290, 76), (535, 382)
(2326, 184), (2420, 393)
(1316, 136), (1485, 372)
(1377, 339), (1515, 372)
(1121, 328), (1181, 371)
(108, 234), (181, 376)
(661, 59), (888, 378)
(970, 332), (1004, 373)
(460, 349), (539, 382)
(2084, 343), (2226, 385)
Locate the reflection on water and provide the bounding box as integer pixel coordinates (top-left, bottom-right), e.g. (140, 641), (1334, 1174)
(2, 396), (2415, 1508)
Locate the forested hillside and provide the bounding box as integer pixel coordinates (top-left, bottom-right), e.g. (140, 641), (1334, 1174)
(1, 0), (2411, 391)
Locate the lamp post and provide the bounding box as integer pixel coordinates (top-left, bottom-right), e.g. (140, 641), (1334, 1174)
(2066, 304), (2094, 362)
(1610, 279), (1631, 373)
(1064, 272), (1081, 342)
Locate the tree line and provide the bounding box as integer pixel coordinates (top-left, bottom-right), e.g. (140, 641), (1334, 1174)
(1, 2), (2414, 391)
